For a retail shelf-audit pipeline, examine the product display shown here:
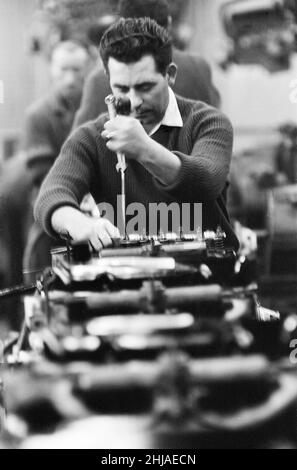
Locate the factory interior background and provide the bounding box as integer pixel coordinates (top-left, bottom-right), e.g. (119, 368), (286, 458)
(0, 0), (297, 450)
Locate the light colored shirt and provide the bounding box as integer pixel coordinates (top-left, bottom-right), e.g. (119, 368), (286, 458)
(149, 88), (183, 136)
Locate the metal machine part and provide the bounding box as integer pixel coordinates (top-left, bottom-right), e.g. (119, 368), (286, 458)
(1, 225), (290, 449)
(50, 229), (241, 288)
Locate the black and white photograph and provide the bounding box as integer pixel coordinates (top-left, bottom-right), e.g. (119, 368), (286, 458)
(0, 0), (297, 451)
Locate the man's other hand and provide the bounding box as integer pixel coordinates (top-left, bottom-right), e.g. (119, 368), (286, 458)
(51, 206), (120, 251)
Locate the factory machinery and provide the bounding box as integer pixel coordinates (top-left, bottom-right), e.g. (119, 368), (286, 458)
(0, 86), (297, 448)
(0, 228), (296, 449)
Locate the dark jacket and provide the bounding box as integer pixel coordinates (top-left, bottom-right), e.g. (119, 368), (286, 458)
(23, 92), (78, 185)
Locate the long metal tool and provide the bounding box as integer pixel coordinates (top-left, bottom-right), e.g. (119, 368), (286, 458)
(105, 94), (127, 238)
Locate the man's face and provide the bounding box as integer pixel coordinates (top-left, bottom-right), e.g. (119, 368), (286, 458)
(51, 47), (90, 103)
(108, 55), (172, 132)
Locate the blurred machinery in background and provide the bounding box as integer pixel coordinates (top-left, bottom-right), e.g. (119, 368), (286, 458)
(220, 0), (297, 72)
(1, 231), (297, 449)
(229, 123), (297, 311)
(29, 0), (188, 57)
(29, 0), (118, 57)
(0, 0), (297, 450)
(229, 123), (297, 232)
(220, 0), (297, 305)
(276, 123), (297, 184)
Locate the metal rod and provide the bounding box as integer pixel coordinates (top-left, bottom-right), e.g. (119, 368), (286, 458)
(120, 169), (127, 238)
(76, 355), (270, 391)
(0, 283), (37, 300)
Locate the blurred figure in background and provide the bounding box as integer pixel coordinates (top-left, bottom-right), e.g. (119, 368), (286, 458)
(0, 40), (90, 326)
(87, 14), (118, 55)
(0, 153), (31, 329)
(22, 41), (92, 278)
(24, 41), (91, 187)
(73, 0), (220, 128)
(0, 41), (91, 323)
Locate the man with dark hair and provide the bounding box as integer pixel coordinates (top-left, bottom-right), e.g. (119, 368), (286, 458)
(35, 18), (238, 251)
(73, 0), (220, 128)
(99, 16), (172, 77)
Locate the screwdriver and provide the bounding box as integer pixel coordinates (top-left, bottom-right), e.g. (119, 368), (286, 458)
(105, 95), (131, 239)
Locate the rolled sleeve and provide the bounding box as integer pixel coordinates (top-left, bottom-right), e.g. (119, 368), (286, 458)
(34, 127), (98, 238)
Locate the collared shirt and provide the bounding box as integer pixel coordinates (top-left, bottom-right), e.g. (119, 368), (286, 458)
(149, 88), (183, 136)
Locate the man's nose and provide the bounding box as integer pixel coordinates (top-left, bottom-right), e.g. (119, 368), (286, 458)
(127, 90), (143, 111)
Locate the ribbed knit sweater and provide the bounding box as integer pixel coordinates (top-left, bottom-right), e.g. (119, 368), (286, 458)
(35, 95), (239, 250)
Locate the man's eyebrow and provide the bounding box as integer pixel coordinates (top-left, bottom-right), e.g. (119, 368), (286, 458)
(112, 80), (157, 89)
(112, 83), (129, 89)
(135, 81), (156, 88)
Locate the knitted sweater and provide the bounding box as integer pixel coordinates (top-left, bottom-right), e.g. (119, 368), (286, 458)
(35, 95), (239, 250)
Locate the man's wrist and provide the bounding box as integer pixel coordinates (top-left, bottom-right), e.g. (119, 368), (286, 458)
(137, 134), (156, 164)
(138, 138), (181, 185)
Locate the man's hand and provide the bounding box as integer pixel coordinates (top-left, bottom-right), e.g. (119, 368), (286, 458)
(80, 193), (100, 217)
(101, 116), (150, 159)
(234, 221), (257, 258)
(101, 115), (181, 185)
(51, 206), (120, 251)
(70, 216), (120, 251)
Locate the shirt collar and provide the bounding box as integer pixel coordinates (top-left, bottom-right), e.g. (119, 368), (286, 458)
(149, 87), (183, 136)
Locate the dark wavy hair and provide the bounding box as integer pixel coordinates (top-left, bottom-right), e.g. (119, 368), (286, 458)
(118, 0), (170, 29)
(99, 17), (172, 75)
